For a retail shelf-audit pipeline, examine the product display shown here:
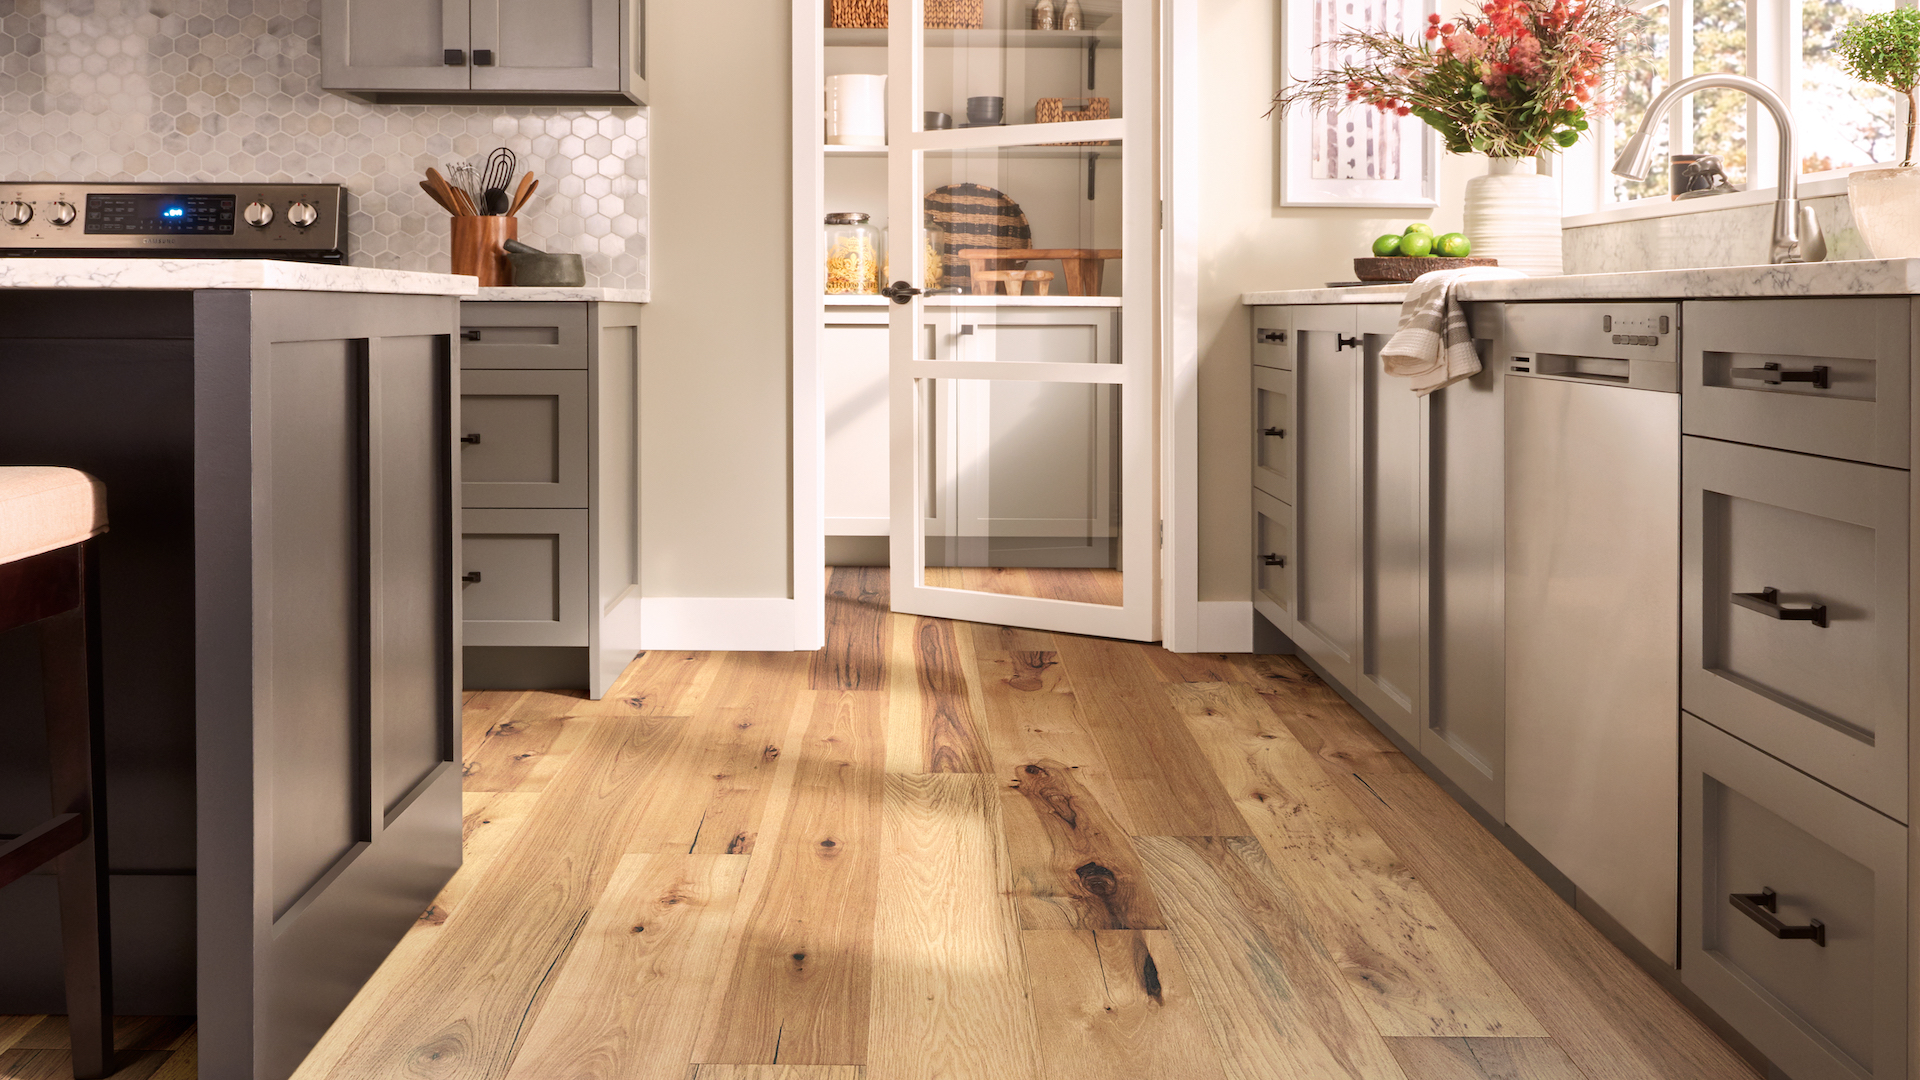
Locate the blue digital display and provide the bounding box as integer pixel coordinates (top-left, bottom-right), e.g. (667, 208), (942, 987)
(162, 206), (184, 218)
(85, 193), (235, 235)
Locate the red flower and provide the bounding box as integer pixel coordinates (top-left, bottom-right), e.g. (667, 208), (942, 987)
(1439, 22), (1456, 34)
(1428, 12), (1441, 23)
(1396, 106), (1411, 116)
(1425, 26), (1439, 39)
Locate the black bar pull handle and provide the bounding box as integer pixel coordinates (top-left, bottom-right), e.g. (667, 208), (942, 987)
(1262, 427), (1286, 438)
(460, 433), (482, 445)
(1263, 554), (1285, 567)
(1257, 328), (1287, 345)
(1730, 887), (1826, 946)
(1732, 586), (1829, 628)
(462, 571), (482, 584)
(1732, 362), (1831, 390)
(1337, 334), (1361, 351)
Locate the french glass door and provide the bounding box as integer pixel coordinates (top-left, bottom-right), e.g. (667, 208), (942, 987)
(885, 0), (1156, 640)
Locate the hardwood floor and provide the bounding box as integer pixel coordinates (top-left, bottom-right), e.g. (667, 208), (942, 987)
(5, 567), (1759, 1080)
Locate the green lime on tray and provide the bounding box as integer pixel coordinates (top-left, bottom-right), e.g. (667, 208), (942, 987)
(1397, 231), (1434, 258)
(1371, 233), (1404, 257)
(1435, 232), (1472, 258)
(1403, 222), (1435, 237)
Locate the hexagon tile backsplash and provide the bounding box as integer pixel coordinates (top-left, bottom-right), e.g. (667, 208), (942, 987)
(0, 0), (648, 288)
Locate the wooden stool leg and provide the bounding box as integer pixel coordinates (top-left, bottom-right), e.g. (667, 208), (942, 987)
(40, 546), (114, 1080)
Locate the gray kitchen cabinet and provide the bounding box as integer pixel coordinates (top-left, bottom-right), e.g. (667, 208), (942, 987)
(1682, 713), (1908, 1080)
(1254, 300), (1506, 816)
(322, 0), (646, 105)
(459, 299), (642, 697)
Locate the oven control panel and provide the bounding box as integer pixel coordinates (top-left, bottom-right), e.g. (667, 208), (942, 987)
(0, 183), (347, 258)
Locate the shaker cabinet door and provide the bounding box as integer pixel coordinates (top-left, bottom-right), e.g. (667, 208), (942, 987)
(1354, 306), (1425, 743)
(320, 0), (471, 93)
(1290, 306), (1363, 688)
(472, 0), (622, 92)
(459, 369), (590, 509)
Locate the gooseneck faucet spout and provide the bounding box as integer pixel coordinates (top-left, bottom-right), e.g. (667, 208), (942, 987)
(1611, 72), (1826, 265)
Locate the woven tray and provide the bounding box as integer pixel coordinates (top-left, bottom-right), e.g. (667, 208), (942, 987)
(1036, 97), (1112, 145)
(1353, 255), (1498, 282)
(830, 0), (986, 29)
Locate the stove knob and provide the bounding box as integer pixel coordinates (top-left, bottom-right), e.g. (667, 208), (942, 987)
(3, 201), (32, 226)
(243, 201), (274, 228)
(286, 201), (319, 229)
(46, 201), (76, 226)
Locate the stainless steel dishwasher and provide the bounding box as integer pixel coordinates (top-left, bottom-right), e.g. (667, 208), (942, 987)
(1503, 301), (1682, 965)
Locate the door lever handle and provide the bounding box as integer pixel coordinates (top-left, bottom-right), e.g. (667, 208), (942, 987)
(880, 280), (922, 305)
(1337, 334), (1361, 351)
(1730, 887), (1826, 946)
(1732, 586), (1829, 628)
(1731, 362), (1830, 389)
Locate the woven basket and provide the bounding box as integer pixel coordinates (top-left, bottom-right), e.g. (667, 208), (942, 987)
(924, 183), (1031, 289)
(1035, 97), (1112, 145)
(829, 0), (985, 29)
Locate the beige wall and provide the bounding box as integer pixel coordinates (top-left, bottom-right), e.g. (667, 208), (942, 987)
(1197, 0), (1481, 602)
(641, 0), (794, 598)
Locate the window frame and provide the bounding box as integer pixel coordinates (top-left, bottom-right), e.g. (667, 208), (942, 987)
(1560, 0), (1916, 220)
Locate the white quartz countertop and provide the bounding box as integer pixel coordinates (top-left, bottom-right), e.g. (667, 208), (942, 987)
(0, 258), (479, 295)
(1242, 258), (1920, 306)
(474, 286), (651, 303)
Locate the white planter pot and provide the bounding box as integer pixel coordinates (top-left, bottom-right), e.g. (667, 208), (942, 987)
(1462, 157), (1563, 276)
(1847, 166), (1920, 259)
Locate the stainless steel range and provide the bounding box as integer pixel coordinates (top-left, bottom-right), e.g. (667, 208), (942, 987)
(0, 182), (348, 262)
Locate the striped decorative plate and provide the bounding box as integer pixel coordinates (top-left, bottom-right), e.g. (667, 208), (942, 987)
(925, 183), (1032, 290)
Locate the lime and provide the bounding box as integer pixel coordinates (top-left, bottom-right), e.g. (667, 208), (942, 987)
(1398, 231), (1434, 258)
(1404, 222), (1435, 237)
(1435, 232), (1472, 258)
(1370, 233), (1403, 257)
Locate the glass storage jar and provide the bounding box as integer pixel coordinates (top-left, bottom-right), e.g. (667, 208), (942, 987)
(825, 212), (882, 295)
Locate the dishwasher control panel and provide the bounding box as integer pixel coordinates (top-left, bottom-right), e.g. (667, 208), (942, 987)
(1504, 301), (1680, 393)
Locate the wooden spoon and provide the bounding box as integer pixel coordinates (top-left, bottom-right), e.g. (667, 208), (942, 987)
(418, 180), (458, 216)
(507, 172), (537, 217)
(425, 167), (474, 216)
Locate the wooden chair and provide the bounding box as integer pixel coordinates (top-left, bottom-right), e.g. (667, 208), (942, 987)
(0, 467), (114, 1079)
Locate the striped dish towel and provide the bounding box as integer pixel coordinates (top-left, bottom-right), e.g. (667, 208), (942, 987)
(1380, 267), (1523, 395)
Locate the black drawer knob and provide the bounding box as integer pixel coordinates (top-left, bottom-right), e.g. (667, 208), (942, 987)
(1731, 586), (1828, 628)
(462, 571), (482, 584)
(1730, 887), (1826, 947)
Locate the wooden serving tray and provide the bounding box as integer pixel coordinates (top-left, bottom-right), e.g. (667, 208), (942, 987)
(1353, 255), (1498, 282)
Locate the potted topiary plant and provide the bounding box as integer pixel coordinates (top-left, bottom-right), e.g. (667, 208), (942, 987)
(1839, 8), (1920, 258)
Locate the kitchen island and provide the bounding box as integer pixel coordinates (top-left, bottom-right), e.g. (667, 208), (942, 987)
(1244, 259), (1917, 1080)
(0, 260), (476, 1080)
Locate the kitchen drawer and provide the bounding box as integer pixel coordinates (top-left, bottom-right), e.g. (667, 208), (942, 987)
(460, 369), (589, 509)
(1253, 487), (1294, 634)
(1682, 713), (1908, 1080)
(1253, 365), (1295, 502)
(1683, 298), (1911, 468)
(1252, 306), (1292, 370)
(461, 508), (588, 647)
(459, 302), (589, 369)
(1682, 436), (1908, 820)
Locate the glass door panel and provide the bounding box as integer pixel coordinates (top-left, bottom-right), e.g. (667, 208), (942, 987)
(887, 0), (1152, 640)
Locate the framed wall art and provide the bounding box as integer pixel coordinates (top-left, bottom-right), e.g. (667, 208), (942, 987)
(1281, 0), (1439, 207)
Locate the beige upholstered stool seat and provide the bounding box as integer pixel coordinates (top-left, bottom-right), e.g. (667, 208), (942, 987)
(0, 466), (108, 565)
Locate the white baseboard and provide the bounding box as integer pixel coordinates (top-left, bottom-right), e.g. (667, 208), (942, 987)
(639, 597), (800, 652)
(1195, 600), (1254, 652)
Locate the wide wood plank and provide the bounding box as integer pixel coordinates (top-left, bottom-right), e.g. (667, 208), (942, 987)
(1235, 654), (1420, 776)
(0, 1017), (194, 1080)
(1133, 836), (1407, 1080)
(462, 710), (591, 792)
(1169, 681), (1543, 1038)
(573, 649), (723, 717)
(501, 854), (749, 1080)
(1023, 568), (1123, 607)
(1001, 760), (1162, 931)
(1140, 650), (1249, 685)
(693, 691), (887, 1065)
(867, 773), (1041, 1080)
(1024, 930), (1225, 1080)
(0, 1016), (41, 1055)
(148, 1027), (197, 1080)
(1049, 634), (1245, 836)
(690, 1067), (865, 1080)
(812, 567), (890, 690)
(665, 650), (813, 856)
(317, 714), (695, 1079)
(885, 616), (991, 774)
(1384, 1037), (1586, 1080)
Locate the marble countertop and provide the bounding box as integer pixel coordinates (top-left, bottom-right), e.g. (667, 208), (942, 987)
(474, 286), (651, 303)
(1243, 258), (1920, 306)
(0, 258), (479, 295)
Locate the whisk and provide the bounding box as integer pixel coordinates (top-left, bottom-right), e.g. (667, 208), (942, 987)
(446, 161), (485, 212)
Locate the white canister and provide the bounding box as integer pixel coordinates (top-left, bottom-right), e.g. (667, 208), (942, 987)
(827, 74), (888, 147)
(1462, 156), (1563, 277)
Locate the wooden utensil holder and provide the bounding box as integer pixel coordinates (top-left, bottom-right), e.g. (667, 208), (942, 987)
(452, 216), (517, 286)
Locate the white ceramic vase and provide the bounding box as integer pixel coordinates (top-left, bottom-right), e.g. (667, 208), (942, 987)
(1847, 166), (1920, 259)
(1462, 157), (1562, 276)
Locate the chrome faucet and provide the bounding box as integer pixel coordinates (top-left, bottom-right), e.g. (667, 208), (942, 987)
(1611, 72), (1827, 265)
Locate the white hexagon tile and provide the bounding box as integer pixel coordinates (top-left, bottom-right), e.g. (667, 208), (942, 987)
(0, 0), (648, 288)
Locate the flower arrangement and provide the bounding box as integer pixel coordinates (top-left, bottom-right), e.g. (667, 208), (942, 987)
(1273, 0), (1643, 159)
(1834, 8), (1920, 168)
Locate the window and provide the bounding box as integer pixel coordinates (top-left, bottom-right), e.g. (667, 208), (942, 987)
(1569, 0), (1912, 214)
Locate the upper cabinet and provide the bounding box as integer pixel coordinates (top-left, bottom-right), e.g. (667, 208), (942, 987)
(321, 0), (647, 105)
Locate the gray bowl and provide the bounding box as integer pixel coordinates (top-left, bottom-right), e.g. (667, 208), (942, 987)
(507, 251), (586, 287)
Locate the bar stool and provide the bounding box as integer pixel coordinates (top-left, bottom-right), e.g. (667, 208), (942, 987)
(0, 467), (114, 1079)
